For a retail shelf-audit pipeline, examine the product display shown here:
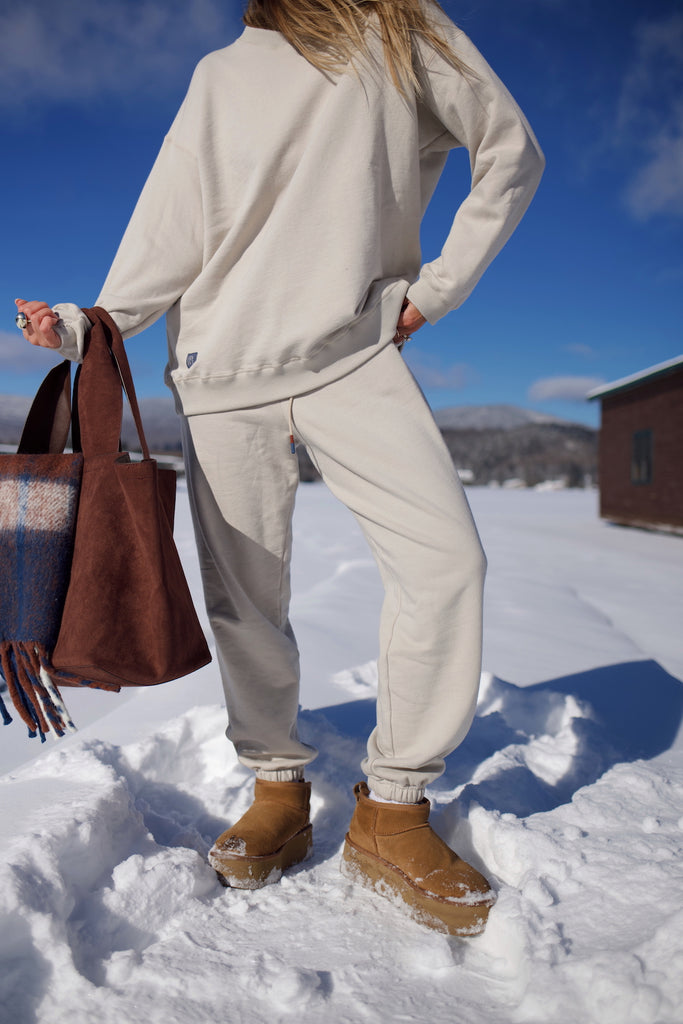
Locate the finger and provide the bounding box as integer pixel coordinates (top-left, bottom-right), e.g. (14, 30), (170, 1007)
(16, 299), (55, 319)
(33, 314), (61, 348)
(37, 312), (59, 331)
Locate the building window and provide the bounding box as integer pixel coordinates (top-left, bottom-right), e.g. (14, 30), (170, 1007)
(631, 429), (653, 485)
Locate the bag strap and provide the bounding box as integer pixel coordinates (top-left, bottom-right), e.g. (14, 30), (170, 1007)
(18, 359), (73, 455)
(78, 307), (151, 460)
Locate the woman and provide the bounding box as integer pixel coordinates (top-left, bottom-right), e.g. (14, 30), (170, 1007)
(16, 0), (543, 935)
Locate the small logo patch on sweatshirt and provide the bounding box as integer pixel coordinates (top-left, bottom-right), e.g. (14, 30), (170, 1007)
(186, 353), (198, 368)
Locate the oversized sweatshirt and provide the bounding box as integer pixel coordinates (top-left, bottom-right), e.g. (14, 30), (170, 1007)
(55, 9), (544, 415)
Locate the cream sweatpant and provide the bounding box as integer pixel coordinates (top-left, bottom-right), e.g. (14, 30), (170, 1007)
(181, 344), (486, 803)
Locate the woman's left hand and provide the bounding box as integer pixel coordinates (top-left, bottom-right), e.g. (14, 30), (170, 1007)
(394, 299), (426, 345)
(15, 299), (62, 348)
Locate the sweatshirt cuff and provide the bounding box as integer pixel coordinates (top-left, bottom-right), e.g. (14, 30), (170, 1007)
(405, 277), (455, 326)
(52, 303), (91, 362)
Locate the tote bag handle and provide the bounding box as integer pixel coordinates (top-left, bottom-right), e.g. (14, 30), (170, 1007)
(74, 306), (151, 460)
(17, 359), (72, 455)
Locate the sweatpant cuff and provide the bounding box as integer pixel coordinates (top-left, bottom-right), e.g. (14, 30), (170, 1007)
(255, 767), (306, 782)
(366, 778), (426, 803)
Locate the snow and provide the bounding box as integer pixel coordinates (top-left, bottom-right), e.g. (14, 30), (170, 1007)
(1, 482), (682, 1024)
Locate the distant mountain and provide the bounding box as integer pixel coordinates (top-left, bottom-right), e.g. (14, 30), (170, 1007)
(120, 397), (181, 452)
(0, 393), (182, 452)
(0, 395), (32, 443)
(439, 420), (598, 487)
(432, 404), (566, 431)
(428, 405), (598, 489)
(1, 396), (597, 487)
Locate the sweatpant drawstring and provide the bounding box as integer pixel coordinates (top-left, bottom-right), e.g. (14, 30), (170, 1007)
(288, 397), (296, 455)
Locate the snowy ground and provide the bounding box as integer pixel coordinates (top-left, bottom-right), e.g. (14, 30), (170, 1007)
(1, 483), (682, 1024)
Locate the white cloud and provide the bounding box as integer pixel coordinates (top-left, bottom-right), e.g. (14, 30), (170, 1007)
(0, 329), (61, 372)
(618, 13), (683, 220)
(625, 130), (683, 220)
(528, 376), (605, 402)
(563, 342), (597, 359)
(617, 15), (683, 137)
(0, 1), (241, 109)
(403, 351), (472, 390)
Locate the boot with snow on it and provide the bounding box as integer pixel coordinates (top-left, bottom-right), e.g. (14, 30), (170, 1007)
(341, 782), (495, 936)
(209, 778), (312, 889)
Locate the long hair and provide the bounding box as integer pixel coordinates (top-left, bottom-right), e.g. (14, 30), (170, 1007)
(242, 0), (467, 96)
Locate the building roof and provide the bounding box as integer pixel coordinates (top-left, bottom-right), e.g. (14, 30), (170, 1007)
(587, 355), (683, 401)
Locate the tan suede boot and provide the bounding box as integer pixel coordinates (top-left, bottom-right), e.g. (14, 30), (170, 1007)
(341, 782), (495, 935)
(209, 778), (312, 889)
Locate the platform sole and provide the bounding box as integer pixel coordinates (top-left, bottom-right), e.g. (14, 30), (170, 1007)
(209, 824), (313, 889)
(341, 835), (494, 936)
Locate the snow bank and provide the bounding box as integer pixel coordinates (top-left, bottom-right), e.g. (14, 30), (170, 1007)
(1, 484), (682, 1024)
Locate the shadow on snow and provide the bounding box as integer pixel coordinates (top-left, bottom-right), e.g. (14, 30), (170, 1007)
(304, 659), (683, 819)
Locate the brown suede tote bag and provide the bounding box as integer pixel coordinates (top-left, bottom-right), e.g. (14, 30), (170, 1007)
(51, 307), (212, 690)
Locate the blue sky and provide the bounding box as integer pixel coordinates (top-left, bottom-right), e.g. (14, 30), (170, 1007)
(1, 0), (681, 427)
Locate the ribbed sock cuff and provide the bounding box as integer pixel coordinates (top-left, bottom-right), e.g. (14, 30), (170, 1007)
(255, 767), (306, 782)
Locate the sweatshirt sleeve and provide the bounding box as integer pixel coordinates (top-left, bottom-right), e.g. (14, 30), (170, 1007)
(406, 20), (545, 324)
(94, 130), (204, 339)
(51, 67), (206, 359)
(52, 302), (91, 361)
(51, 78), (205, 359)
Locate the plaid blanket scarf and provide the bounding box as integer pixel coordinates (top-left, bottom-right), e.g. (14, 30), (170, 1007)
(0, 452), (83, 740)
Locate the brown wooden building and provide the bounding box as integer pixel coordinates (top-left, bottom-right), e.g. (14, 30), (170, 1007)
(587, 356), (683, 533)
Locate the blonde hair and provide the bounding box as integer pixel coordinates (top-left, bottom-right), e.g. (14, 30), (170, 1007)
(243, 0), (466, 96)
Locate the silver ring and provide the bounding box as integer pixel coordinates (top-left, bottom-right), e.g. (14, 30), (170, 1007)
(15, 312), (29, 330)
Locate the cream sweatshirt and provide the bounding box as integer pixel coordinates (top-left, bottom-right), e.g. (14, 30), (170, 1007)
(55, 10), (544, 414)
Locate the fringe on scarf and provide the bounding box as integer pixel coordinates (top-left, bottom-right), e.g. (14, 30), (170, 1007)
(0, 641), (78, 741)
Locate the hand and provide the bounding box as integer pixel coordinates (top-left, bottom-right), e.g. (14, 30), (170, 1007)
(15, 298), (62, 348)
(394, 299), (426, 346)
